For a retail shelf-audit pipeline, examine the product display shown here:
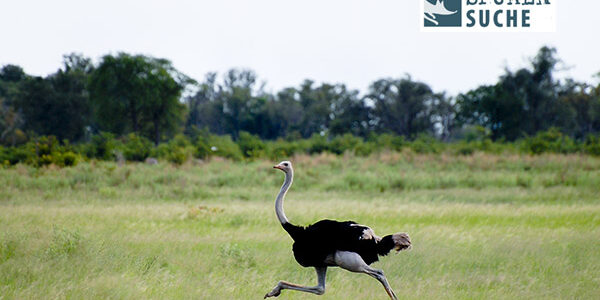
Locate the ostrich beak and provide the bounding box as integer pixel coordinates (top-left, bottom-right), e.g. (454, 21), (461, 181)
(273, 165), (282, 170)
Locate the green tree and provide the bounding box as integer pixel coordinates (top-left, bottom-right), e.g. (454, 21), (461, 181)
(140, 58), (190, 145)
(15, 54), (93, 142)
(186, 69), (289, 140)
(185, 73), (220, 134)
(297, 80), (335, 138)
(456, 84), (525, 140)
(89, 53), (149, 135)
(0, 97), (24, 146)
(221, 69), (258, 139)
(89, 53), (191, 144)
(268, 87), (303, 138)
(457, 46), (568, 141)
(431, 93), (456, 141)
(0, 65), (27, 145)
(49, 53), (94, 141)
(328, 85), (371, 137)
(368, 76), (437, 138)
(500, 46), (566, 137)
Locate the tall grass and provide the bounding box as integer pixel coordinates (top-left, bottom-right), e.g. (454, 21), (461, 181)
(0, 153), (599, 299)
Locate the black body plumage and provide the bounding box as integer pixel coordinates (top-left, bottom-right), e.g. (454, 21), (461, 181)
(282, 219), (398, 267)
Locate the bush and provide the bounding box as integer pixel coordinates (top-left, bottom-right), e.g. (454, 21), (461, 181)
(354, 142), (375, 156)
(31, 136), (59, 156)
(268, 139), (297, 160)
(0, 136), (81, 167)
(169, 134), (192, 148)
(584, 135), (600, 156)
(87, 132), (116, 160)
(23, 136), (58, 167)
(329, 134), (363, 155)
(208, 134), (243, 161)
(370, 133), (405, 151)
(524, 128), (578, 155)
(192, 134), (212, 160)
(189, 128), (217, 160)
(152, 134), (194, 165)
(307, 134), (329, 154)
(409, 135), (443, 154)
(1, 146), (31, 165)
(53, 151), (78, 167)
(194, 141), (211, 159)
(120, 133), (152, 162)
(461, 125), (490, 142)
(455, 142), (476, 156)
(237, 131), (266, 159)
(1, 130), (597, 167)
(166, 147), (189, 165)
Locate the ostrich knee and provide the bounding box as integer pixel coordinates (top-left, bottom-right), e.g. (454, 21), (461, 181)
(314, 286), (325, 295)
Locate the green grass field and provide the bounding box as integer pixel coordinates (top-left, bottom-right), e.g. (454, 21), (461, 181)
(1, 152), (599, 299)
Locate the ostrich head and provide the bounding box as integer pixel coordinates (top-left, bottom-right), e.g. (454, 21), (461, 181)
(273, 161), (293, 173)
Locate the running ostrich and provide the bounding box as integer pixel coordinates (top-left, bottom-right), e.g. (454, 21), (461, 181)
(265, 161), (411, 300)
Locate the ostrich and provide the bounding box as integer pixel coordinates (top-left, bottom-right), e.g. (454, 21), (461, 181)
(265, 161), (411, 300)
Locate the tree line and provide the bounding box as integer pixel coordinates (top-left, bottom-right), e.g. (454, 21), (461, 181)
(1, 46), (599, 149)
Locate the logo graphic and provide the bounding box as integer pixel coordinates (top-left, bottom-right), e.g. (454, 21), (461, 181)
(423, 0), (461, 27)
(420, 0), (556, 32)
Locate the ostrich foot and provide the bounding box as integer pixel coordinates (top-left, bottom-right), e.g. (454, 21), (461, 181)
(264, 285), (281, 298)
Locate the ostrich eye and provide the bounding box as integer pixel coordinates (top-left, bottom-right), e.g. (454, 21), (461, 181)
(283, 163), (288, 166)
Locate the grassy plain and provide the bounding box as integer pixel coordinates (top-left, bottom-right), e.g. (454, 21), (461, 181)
(1, 152), (599, 299)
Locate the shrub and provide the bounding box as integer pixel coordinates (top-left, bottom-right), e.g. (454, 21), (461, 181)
(152, 143), (169, 158)
(0, 146), (9, 166)
(462, 125), (490, 142)
(455, 142), (476, 156)
(37, 154), (53, 167)
(53, 151), (78, 167)
(153, 135), (194, 165)
(21, 136), (59, 167)
(584, 135), (600, 156)
(478, 138), (504, 154)
(208, 134), (243, 161)
(0, 136), (81, 167)
(62, 152), (78, 166)
(267, 138), (314, 160)
(190, 129), (214, 160)
(329, 134), (362, 155)
(370, 133), (405, 151)
(166, 147), (189, 165)
(355, 142), (375, 156)
(29, 136), (59, 157)
(87, 132), (116, 160)
(1, 146), (32, 165)
(524, 128), (578, 155)
(195, 140), (211, 159)
(307, 134), (329, 154)
(237, 131), (266, 159)
(409, 134), (442, 154)
(268, 139), (296, 160)
(120, 133), (152, 162)
(169, 134), (192, 148)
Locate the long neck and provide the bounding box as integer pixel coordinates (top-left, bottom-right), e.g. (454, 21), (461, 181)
(275, 170), (293, 224)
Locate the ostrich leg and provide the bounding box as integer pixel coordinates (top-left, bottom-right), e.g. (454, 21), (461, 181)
(264, 267), (327, 298)
(334, 251), (398, 300)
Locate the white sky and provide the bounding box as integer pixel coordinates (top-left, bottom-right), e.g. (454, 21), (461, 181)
(1, 0), (598, 96)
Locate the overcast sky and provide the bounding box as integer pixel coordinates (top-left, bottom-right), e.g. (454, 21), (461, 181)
(1, 0), (598, 96)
